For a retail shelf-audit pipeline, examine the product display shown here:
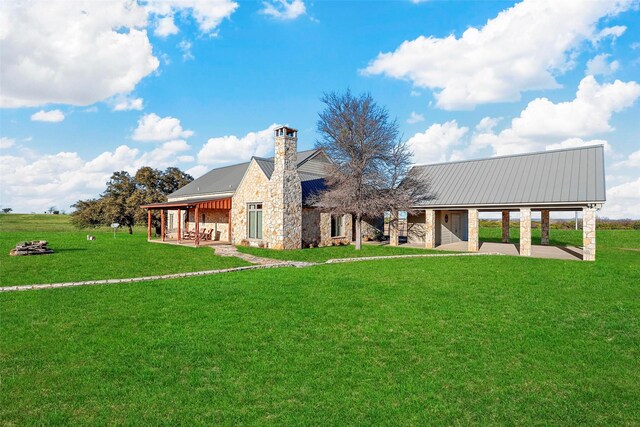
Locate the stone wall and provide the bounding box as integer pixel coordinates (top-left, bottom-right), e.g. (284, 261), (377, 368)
(407, 211), (425, 244)
(425, 209), (436, 249)
(541, 209), (550, 245)
(501, 210), (510, 243)
(267, 132), (302, 249)
(467, 209), (479, 252)
(302, 208), (321, 246)
(319, 213), (352, 246)
(231, 161), (271, 246)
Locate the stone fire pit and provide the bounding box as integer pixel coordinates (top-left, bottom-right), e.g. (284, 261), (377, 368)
(10, 241), (54, 256)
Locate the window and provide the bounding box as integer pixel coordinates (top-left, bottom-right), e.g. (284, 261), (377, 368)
(201, 213), (206, 224)
(331, 215), (344, 237)
(248, 203), (263, 239)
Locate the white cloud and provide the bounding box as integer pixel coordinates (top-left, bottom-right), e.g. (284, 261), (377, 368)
(261, 0), (306, 20)
(112, 96), (144, 112)
(0, 0), (238, 108)
(178, 40), (195, 61)
(155, 15), (179, 37)
(198, 124), (279, 165)
(363, 0), (633, 110)
(407, 121), (468, 165)
(0, 137), (15, 149)
(613, 149), (640, 169)
(0, 141), (194, 213)
(469, 76), (640, 156)
(406, 111), (425, 124)
(30, 109), (65, 123)
(586, 54), (620, 76)
(545, 138), (611, 152)
(186, 164), (210, 179)
(602, 177), (640, 219)
(132, 113), (194, 142)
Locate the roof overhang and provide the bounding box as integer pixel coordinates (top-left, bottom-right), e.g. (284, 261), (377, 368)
(411, 201), (605, 211)
(141, 195), (232, 210)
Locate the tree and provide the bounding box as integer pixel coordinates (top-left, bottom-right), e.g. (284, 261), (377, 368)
(313, 90), (429, 250)
(1, 208), (12, 214)
(47, 206), (56, 214)
(71, 167), (193, 233)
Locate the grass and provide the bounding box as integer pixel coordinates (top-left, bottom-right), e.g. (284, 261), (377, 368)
(1, 215), (639, 424)
(0, 214), (250, 286)
(237, 242), (445, 262)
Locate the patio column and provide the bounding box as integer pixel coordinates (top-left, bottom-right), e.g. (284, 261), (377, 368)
(583, 207), (596, 261)
(160, 209), (165, 241)
(541, 209), (550, 245)
(389, 209), (399, 246)
(519, 208), (531, 256)
(501, 210), (510, 243)
(195, 205), (200, 247)
(177, 209), (181, 243)
(147, 210), (152, 240)
(468, 209), (479, 252)
(228, 209), (232, 243)
(425, 209), (436, 249)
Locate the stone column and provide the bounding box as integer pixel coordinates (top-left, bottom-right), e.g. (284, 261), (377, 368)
(519, 208), (531, 256)
(468, 209), (479, 252)
(583, 208), (596, 261)
(541, 209), (550, 245)
(425, 209), (436, 249)
(389, 209), (399, 247)
(501, 210), (510, 243)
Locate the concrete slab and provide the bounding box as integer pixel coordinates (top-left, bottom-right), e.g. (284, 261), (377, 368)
(403, 241), (583, 261)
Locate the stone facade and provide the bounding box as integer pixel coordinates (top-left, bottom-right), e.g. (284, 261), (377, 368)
(519, 208), (532, 256)
(267, 129), (302, 249)
(301, 208), (321, 246)
(583, 207), (596, 261)
(467, 209), (479, 252)
(231, 161), (271, 246)
(319, 213), (352, 246)
(541, 209), (550, 245)
(501, 210), (510, 243)
(425, 209), (436, 249)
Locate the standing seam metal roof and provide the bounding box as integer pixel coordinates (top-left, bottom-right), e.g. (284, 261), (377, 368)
(411, 145), (606, 207)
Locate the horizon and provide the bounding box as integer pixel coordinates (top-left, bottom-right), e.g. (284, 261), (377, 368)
(1, 0), (639, 218)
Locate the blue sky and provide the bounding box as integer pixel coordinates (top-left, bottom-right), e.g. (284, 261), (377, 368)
(1, 0), (639, 217)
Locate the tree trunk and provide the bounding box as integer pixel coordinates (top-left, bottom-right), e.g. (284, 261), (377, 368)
(355, 214), (362, 250)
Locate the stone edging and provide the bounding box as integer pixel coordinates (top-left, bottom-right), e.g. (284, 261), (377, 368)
(0, 252), (500, 292)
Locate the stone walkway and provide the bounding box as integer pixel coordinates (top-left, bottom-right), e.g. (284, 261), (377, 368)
(0, 245), (499, 293)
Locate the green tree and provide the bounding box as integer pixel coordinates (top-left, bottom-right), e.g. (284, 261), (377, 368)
(1, 208), (12, 214)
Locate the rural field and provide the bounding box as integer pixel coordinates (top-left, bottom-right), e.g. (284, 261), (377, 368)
(1, 214), (639, 425)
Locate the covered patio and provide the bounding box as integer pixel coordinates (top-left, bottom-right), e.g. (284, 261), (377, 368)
(141, 196), (232, 247)
(394, 146), (606, 261)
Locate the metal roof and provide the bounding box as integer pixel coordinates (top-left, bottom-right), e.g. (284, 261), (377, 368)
(169, 149), (320, 199)
(411, 145), (606, 208)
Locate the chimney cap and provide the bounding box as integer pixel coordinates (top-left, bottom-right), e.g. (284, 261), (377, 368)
(274, 126), (297, 138)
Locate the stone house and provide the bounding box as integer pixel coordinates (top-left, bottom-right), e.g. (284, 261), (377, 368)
(142, 126), (361, 249)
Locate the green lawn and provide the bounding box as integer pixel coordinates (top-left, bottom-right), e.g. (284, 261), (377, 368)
(0, 215), (250, 286)
(1, 215), (639, 424)
(237, 242), (445, 262)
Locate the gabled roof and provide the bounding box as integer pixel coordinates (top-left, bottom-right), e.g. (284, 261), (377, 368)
(411, 145), (606, 208)
(169, 149), (321, 199)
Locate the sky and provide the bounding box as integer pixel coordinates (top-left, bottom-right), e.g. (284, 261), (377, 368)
(1, 0), (639, 218)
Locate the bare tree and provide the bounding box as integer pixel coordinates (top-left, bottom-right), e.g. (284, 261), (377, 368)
(313, 90), (430, 250)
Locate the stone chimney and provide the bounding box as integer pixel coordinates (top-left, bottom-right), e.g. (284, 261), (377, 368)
(268, 126), (302, 249)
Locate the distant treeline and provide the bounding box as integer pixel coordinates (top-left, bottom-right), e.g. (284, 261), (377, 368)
(480, 219), (640, 230)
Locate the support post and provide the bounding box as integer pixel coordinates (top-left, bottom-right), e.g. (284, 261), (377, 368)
(501, 210), (510, 243)
(425, 209), (436, 249)
(160, 209), (165, 241)
(147, 210), (152, 240)
(519, 208), (531, 256)
(177, 209), (181, 243)
(195, 205), (200, 247)
(389, 209), (399, 247)
(228, 209), (232, 243)
(541, 209), (550, 245)
(468, 209), (479, 252)
(583, 207), (596, 261)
